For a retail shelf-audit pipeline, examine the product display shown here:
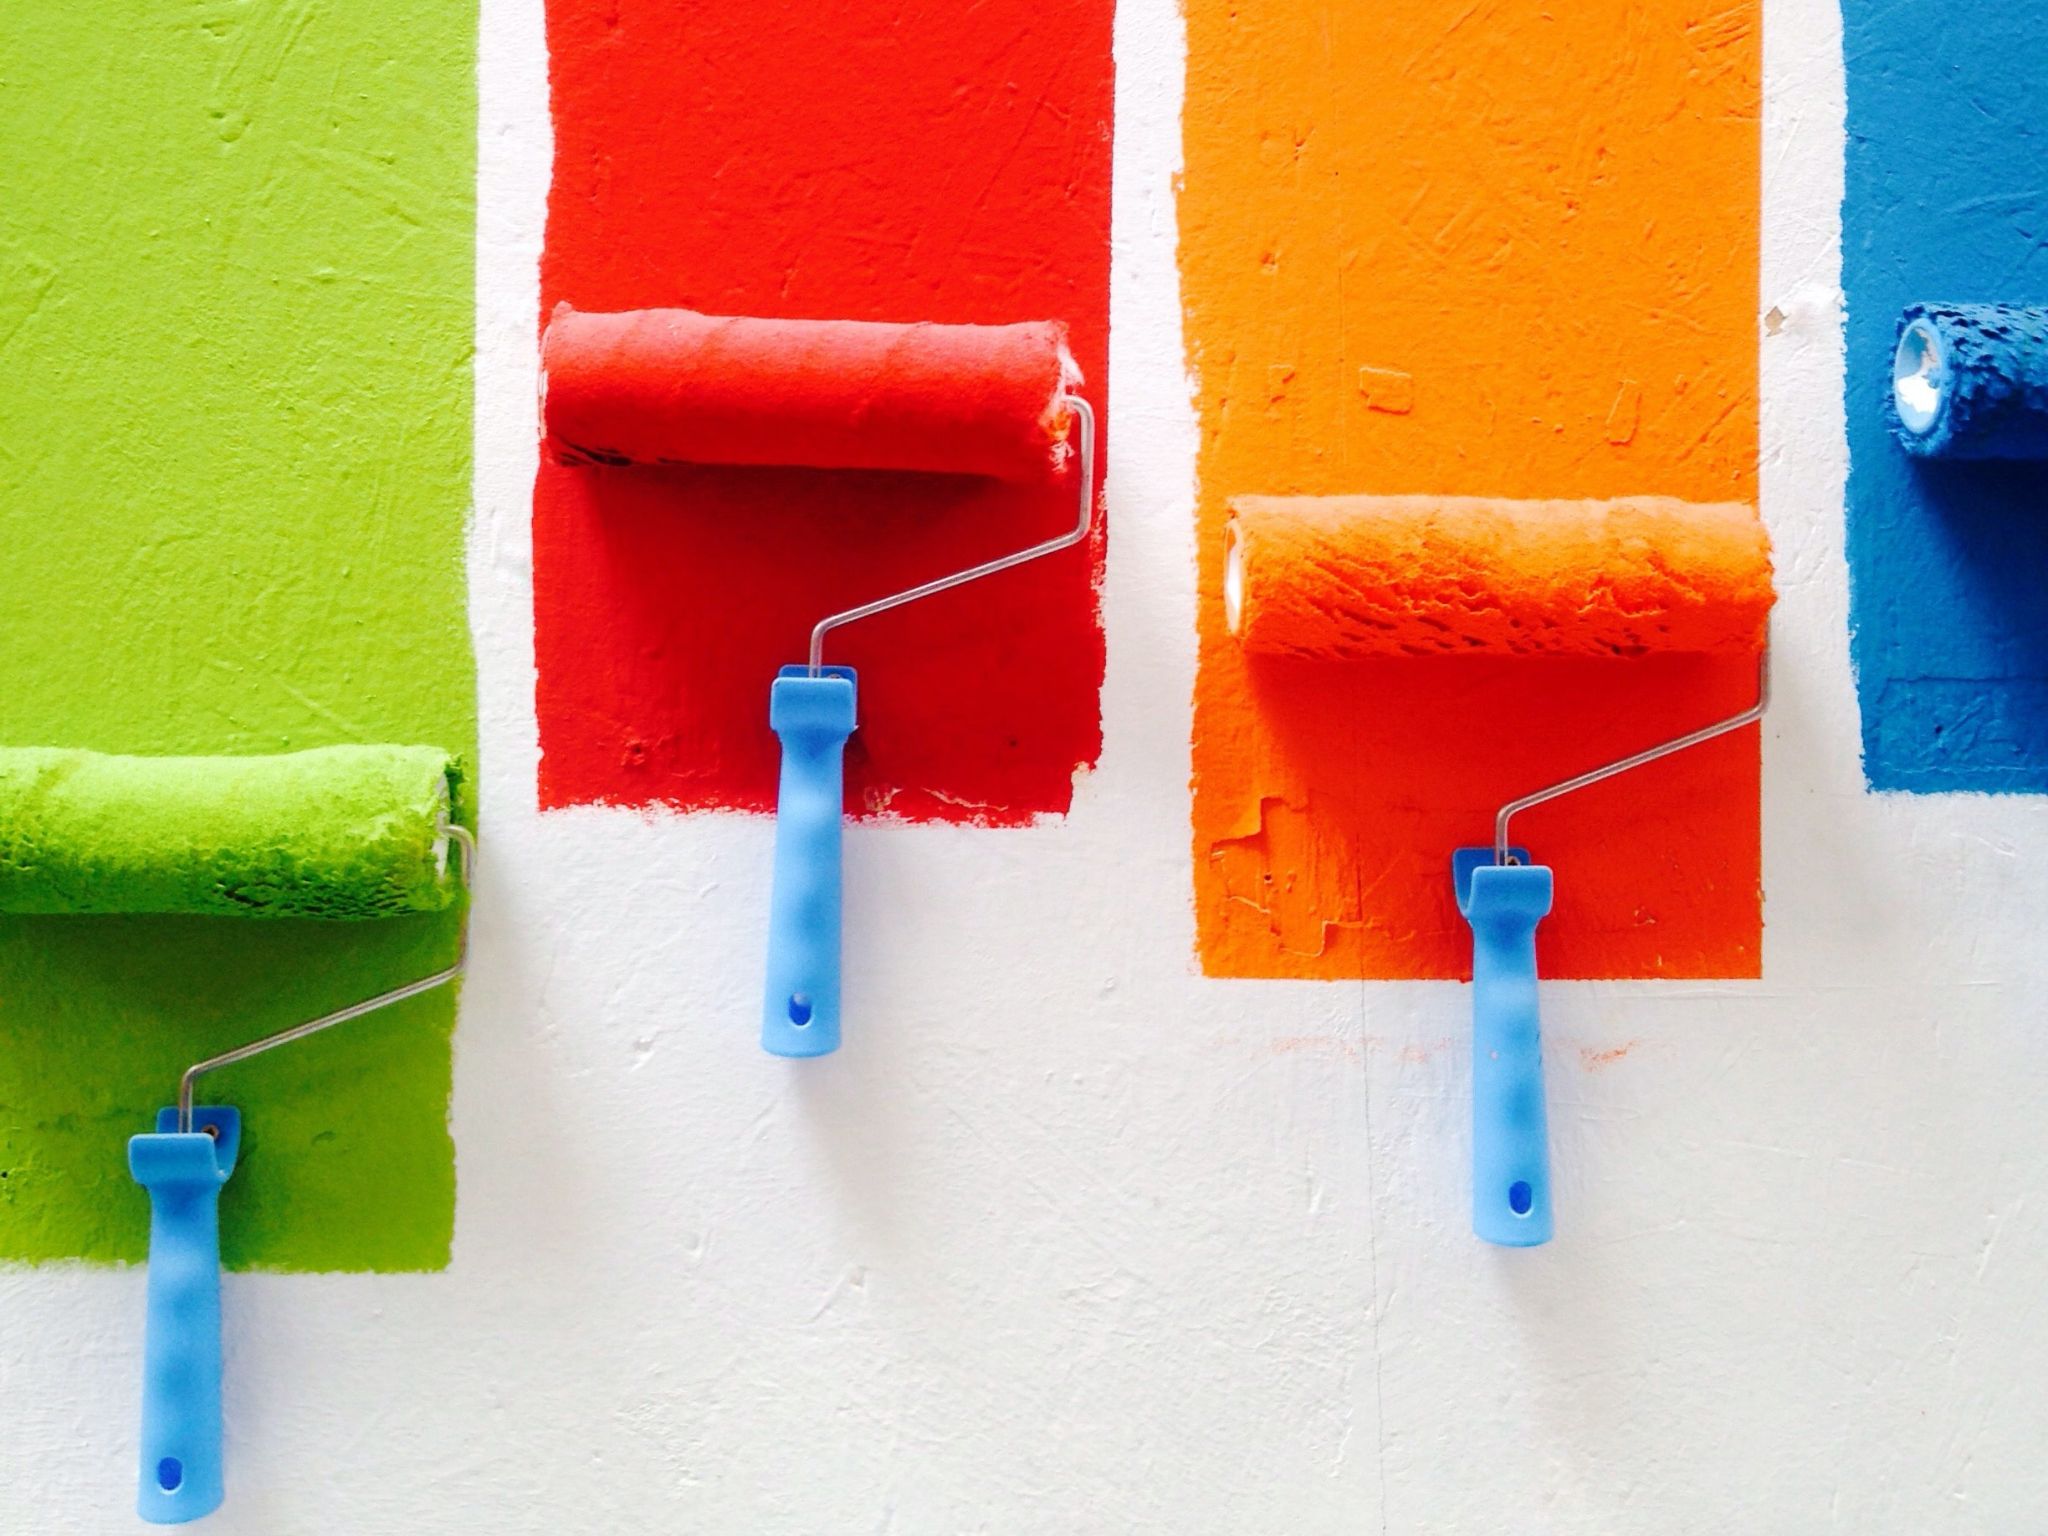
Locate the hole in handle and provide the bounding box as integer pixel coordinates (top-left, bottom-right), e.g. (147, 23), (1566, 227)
(1508, 1181), (1534, 1216)
(787, 994), (813, 1027)
(156, 1457), (183, 1492)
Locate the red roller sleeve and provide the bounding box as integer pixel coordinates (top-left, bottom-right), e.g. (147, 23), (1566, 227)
(541, 305), (1076, 480)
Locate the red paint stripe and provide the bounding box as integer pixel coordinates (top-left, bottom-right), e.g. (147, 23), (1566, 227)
(534, 0), (1113, 822)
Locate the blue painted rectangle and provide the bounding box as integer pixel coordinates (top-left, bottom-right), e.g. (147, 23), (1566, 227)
(1844, 0), (2048, 792)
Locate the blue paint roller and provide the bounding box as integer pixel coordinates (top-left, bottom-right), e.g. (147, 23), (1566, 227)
(126, 810), (474, 1524)
(542, 309), (1095, 1058)
(1225, 497), (1776, 1245)
(0, 745), (476, 1521)
(1449, 661), (1768, 1245)
(1892, 303), (2048, 460)
(761, 391), (1092, 1057)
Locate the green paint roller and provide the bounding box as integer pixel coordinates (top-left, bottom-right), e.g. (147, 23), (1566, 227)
(0, 745), (464, 919)
(0, 744), (475, 1524)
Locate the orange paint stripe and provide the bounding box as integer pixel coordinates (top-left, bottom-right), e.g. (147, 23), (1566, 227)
(1182, 0), (1762, 980)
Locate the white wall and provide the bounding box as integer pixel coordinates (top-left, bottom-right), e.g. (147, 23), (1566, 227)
(8, 0), (2048, 1528)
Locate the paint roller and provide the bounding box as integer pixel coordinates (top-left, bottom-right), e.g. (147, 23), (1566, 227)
(1890, 303), (2048, 459)
(1224, 495), (1774, 1246)
(0, 744), (474, 1523)
(542, 305), (1094, 1058)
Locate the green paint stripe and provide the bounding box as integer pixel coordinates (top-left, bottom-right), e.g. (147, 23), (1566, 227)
(0, 2), (476, 1271)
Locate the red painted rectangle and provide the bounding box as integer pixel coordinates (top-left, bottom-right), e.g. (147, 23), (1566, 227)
(534, 0), (1113, 822)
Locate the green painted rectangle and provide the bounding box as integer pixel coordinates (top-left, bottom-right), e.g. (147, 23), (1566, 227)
(0, 1), (476, 1271)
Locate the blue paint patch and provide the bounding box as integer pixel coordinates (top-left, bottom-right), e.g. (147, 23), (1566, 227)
(1844, 0), (2048, 792)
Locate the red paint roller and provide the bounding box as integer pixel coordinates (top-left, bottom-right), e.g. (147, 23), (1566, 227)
(541, 304), (1077, 477)
(542, 305), (1095, 1060)
(1222, 493), (1775, 1248)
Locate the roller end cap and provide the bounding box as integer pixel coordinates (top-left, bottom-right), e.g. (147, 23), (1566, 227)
(1892, 314), (1949, 447)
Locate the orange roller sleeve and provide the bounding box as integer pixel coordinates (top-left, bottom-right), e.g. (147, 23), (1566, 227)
(540, 305), (1077, 480)
(1224, 496), (1774, 661)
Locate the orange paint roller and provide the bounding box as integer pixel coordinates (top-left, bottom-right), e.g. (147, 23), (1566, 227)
(1224, 495), (1773, 660)
(1223, 494), (1775, 1247)
(540, 305), (1094, 1059)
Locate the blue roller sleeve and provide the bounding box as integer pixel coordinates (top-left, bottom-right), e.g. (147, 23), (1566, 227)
(129, 1105), (239, 1524)
(1890, 303), (2048, 459)
(763, 666), (857, 1058)
(1454, 852), (1554, 1247)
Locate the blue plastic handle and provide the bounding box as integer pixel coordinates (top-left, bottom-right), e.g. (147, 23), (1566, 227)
(763, 666), (857, 1057)
(1454, 851), (1554, 1247)
(129, 1105), (239, 1524)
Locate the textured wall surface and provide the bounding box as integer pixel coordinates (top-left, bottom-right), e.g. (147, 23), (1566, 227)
(0, 1), (475, 1270)
(529, 0), (1113, 823)
(1843, 0), (2048, 790)
(1181, 0), (1765, 981)
(5, 0), (2048, 1531)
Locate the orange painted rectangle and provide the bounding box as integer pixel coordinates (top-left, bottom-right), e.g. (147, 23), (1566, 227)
(1182, 0), (1762, 980)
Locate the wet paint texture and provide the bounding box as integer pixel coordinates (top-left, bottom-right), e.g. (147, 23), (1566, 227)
(1182, 0), (1762, 979)
(534, 0), (1113, 822)
(0, 4), (475, 1268)
(1845, 6), (2048, 791)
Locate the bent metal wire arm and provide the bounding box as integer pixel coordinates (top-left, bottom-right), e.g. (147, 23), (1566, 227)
(1493, 630), (1772, 866)
(177, 824), (478, 1133)
(806, 394), (1097, 675)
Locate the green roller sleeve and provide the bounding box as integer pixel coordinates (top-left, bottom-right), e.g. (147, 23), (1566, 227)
(0, 745), (461, 919)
